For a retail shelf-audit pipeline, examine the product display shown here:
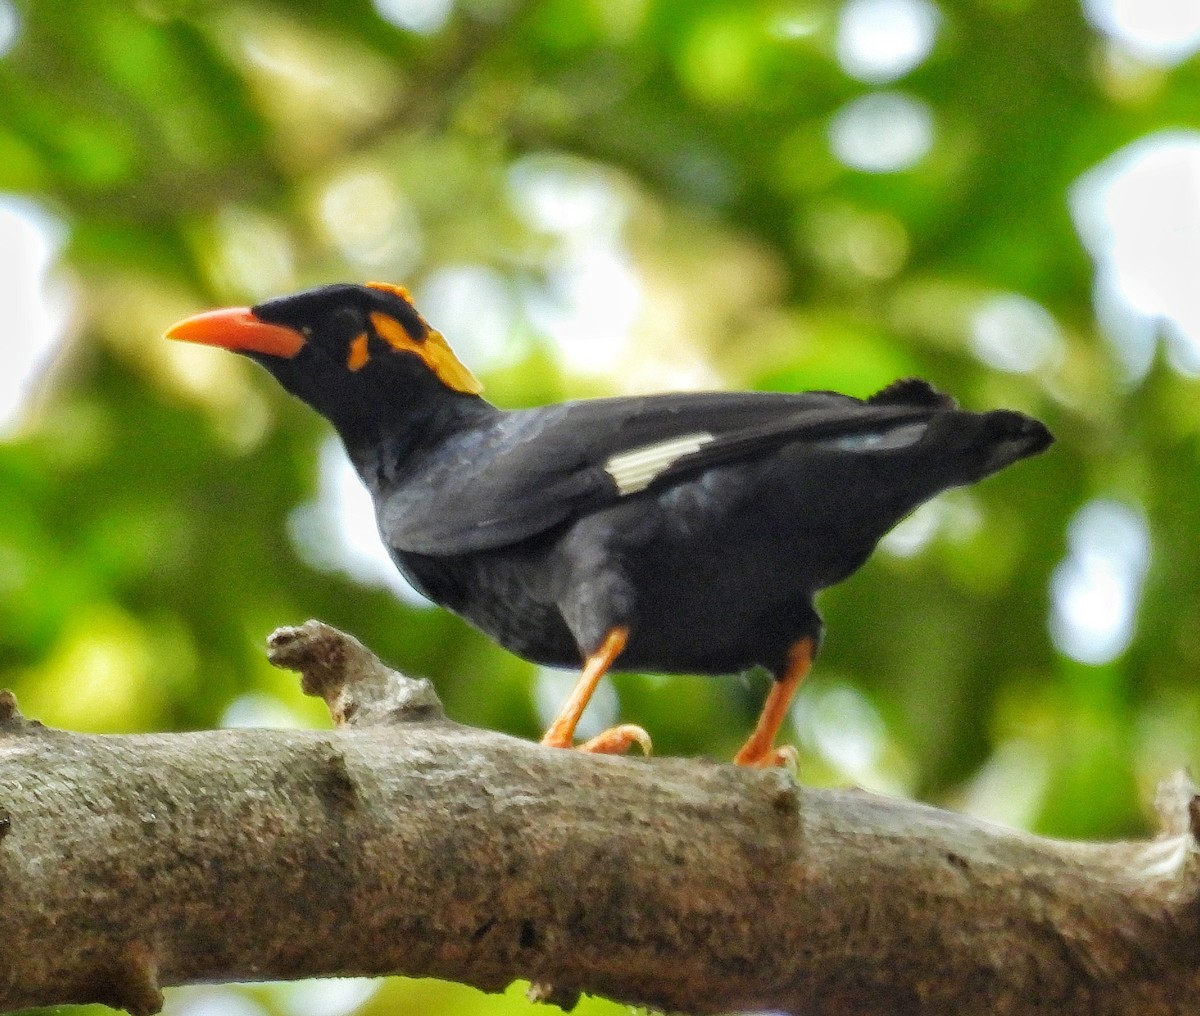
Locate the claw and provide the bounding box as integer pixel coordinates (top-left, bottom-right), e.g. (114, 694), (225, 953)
(578, 723), (652, 757)
(737, 743), (799, 770)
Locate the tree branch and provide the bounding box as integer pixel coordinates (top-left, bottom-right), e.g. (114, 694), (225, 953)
(1, 622), (1197, 1016)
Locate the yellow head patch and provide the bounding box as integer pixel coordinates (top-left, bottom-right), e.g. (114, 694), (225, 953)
(364, 282), (484, 395)
(366, 280), (416, 304)
(347, 332), (370, 371)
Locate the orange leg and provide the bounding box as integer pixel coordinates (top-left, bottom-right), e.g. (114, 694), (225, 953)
(733, 637), (813, 768)
(540, 626), (651, 756)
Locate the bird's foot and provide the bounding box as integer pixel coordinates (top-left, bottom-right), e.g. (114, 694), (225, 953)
(542, 723), (652, 756)
(734, 743), (799, 770)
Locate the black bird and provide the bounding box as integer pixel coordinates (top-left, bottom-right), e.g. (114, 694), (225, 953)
(166, 282), (1052, 766)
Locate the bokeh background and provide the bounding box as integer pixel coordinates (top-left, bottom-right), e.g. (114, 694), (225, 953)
(3, 0), (1200, 1013)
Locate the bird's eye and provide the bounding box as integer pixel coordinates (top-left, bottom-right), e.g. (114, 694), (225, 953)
(300, 325), (313, 338)
(326, 307), (362, 339)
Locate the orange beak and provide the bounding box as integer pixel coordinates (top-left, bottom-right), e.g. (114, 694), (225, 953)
(164, 307), (306, 359)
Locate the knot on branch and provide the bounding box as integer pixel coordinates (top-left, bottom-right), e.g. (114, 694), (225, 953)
(0, 689), (44, 736)
(268, 620), (445, 728)
(90, 943), (163, 1016)
(527, 980), (582, 1011)
(0, 688), (19, 725)
(1154, 769), (1200, 842)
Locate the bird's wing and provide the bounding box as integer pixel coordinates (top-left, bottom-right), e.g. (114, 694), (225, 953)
(381, 379), (953, 555)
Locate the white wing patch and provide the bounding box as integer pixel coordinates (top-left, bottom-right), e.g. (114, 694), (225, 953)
(605, 432), (716, 496)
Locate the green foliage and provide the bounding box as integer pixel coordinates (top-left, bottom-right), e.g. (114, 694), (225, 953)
(2, 0), (1199, 1010)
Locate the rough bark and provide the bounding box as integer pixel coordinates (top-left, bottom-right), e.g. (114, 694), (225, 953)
(0, 621), (1197, 1016)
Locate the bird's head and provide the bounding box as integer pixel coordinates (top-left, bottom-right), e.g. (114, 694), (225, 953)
(165, 282), (484, 434)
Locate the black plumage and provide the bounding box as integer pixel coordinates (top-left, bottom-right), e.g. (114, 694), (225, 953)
(166, 282), (1052, 765)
